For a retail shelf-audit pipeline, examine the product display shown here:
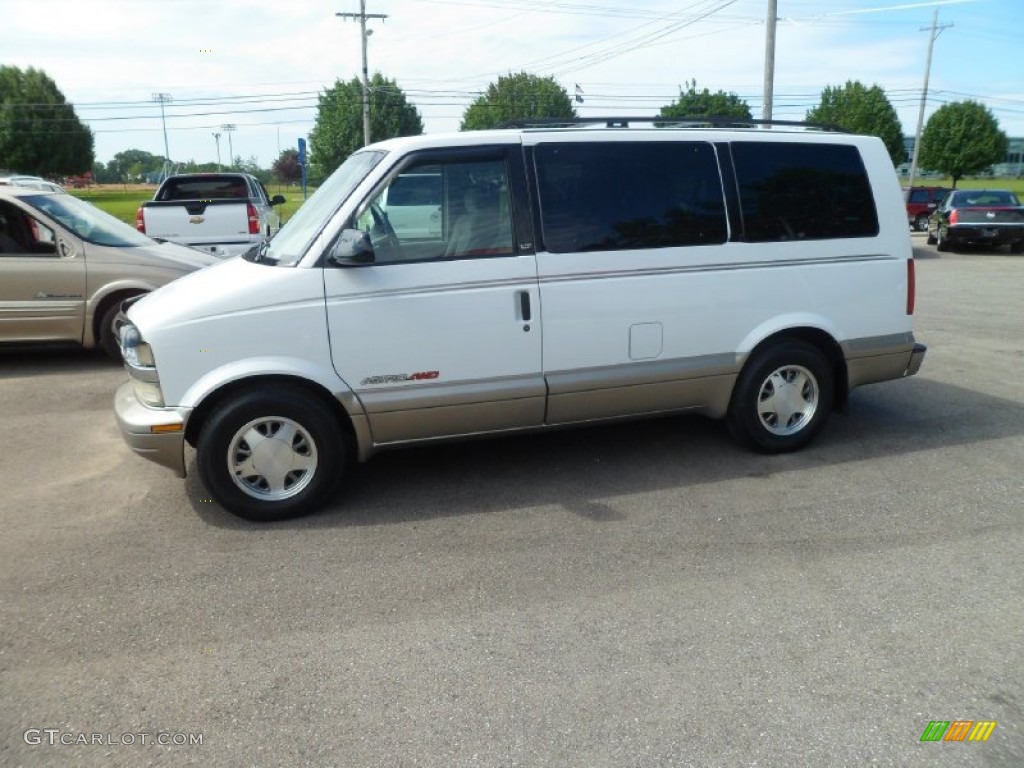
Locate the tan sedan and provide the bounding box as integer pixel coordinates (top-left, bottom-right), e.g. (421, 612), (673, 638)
(0, 187), (219, 358)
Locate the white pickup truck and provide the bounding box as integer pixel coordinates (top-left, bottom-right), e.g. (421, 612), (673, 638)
(135, 173), (285, 257)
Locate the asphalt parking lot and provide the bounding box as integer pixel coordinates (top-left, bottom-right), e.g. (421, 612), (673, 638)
(1, 238), (1022, 767)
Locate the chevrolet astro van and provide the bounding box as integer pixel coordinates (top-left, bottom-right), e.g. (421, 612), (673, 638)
(114, 119), (926, 521)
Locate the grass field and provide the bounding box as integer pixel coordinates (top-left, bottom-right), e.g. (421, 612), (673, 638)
(72, 183), (314, 226)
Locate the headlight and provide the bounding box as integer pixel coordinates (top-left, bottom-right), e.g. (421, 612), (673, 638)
(119, 322), (155, 368)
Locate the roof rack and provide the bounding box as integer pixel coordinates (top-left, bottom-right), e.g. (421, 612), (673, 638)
(500, 116), (845, 132)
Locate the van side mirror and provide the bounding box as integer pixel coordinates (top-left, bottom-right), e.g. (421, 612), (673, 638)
(270, 195), (286, 206)
(328, 228), (375, 265)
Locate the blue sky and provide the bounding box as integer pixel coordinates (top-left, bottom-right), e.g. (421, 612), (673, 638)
(3, 0), (1020, 168)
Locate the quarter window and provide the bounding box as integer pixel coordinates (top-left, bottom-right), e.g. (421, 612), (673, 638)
(731, 142), (879, 241)
(534, 142), (727, 253)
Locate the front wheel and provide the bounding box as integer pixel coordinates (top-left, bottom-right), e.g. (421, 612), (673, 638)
(914, 214), (930, 232)
(727, 340), (834, 453)
(197, 387), (346, 521)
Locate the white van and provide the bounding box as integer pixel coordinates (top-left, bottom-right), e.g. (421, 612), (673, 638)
(114, 119), (926, 521)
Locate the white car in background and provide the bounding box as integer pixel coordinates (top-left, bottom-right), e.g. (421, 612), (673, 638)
(0, 174), (65, 193)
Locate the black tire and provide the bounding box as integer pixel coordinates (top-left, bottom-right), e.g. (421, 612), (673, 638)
(936, 228), (951, 252)
(98, 300), (130, 361)
(1009, 241), (1024, 255)
(196, 386), (346, 521)
(914, 214), (929, 232)
(925, 230), (937, 246)
(726, 340), (834, 453)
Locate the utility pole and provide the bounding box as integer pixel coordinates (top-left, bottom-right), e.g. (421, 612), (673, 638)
(763, 0), (777, 121)
(907, 9), (952, 190)
(152, 92), (173, 178)
(336, 2), (388, 146)
(212, 132), (222, 171)
(221, 124), (236, 168)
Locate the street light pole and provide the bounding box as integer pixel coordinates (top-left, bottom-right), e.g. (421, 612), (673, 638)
(336, 3), (388, 146)
(212, 132), (222, 171)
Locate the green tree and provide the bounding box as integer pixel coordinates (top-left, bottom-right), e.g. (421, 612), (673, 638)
(919, 100), (1008, 187)
(805, 80), (904, 165)
(234, 155), (272, 184)
(659, 79), (751, 120)
(461, 72), (575, 131)
(92, 161), (112, 184)
(309, 73), (423, 178)
(106, 149), (164, 181)
(0, 65), (94, 176)
(272, 148), (302, 184)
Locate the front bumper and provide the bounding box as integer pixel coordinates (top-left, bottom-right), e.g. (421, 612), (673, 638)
(114, 381), (189, 477)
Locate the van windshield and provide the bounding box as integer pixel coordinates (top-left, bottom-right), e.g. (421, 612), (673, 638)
(22, 193), (154, 247)
(257, 150), (385, 266)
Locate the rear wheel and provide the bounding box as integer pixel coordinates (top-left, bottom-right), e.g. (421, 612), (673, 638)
(914, 214), (929, 232)
(727, 340), (834, 453)
(1010, 241), (1024, 255)
(197, 386), (346, 521)
(936, 228), (951, 252)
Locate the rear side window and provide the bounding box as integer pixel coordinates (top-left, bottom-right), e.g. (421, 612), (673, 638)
(731, 142), (878, 241)
(534, 142), (727, 253)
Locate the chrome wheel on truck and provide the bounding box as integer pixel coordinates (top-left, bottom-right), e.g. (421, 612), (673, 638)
(197, 386), (346, 521)
(727, 340), (834, 453)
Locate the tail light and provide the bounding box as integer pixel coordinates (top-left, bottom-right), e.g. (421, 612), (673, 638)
(135, 207), (145, 233)
(948, 209), (959, 225)
(247, 203), (260, 235)
(907, 258), (916, 315)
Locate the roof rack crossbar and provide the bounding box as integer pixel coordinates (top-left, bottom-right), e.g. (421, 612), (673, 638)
(499, 116), (845, 132)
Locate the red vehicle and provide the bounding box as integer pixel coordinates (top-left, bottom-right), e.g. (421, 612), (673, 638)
(904, 186), (950, 232)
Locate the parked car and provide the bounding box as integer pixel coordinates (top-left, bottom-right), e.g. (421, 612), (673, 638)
(115, 118), (926, 521)
(135, 172), (285, 257)
(926, 188), (1024, 253)
(0, 174), (65, 193)
(904, 186), (949, 232)
(0, 187), (219, 358)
